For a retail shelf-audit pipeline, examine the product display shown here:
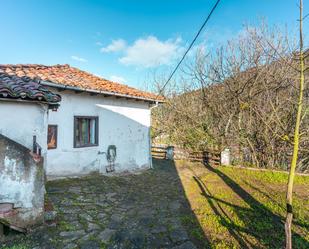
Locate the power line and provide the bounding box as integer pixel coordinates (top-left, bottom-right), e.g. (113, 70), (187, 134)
(157, 0), (221, 98)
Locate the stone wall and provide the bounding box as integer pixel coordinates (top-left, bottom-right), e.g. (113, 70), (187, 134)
(0, 134), (45, 229)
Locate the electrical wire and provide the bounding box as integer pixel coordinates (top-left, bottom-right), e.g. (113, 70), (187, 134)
(156, 0), (221, 99)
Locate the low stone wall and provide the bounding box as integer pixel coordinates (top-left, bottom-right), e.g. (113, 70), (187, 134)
(0, 134), (44, 230)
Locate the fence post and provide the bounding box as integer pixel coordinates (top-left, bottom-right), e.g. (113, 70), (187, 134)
(166, 146), (174, 160)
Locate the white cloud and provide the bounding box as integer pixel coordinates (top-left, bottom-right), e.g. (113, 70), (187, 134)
(119, 36), (182, 68)
(110, 75), (127, 84)
(71, 55), (88, 62)
(101, 39), (127, 53)
(96, 41), (103, 46)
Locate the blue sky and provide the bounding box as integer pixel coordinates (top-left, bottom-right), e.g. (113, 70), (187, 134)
(1, 0), (308, 90)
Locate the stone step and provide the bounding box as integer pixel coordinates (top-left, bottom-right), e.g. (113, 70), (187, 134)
(0, 203), (25, 236)
(0, 203), (16, 218)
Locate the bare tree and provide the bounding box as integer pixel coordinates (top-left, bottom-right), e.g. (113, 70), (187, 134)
(152, 21), (309, 173)
(285, 1), (305, 248)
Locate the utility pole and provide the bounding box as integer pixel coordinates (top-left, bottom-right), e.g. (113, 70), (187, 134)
(285, 0), (305, 248)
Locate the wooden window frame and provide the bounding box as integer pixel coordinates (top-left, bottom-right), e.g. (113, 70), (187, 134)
(47, 125), (58, 150)
(73, 116), (99, 148)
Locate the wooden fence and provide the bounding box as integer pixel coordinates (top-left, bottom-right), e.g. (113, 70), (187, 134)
(152, 144), (221, 166)
(151, 145), (168, 159)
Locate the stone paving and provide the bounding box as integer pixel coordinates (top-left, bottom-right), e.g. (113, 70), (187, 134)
(1, 160), (201, 249)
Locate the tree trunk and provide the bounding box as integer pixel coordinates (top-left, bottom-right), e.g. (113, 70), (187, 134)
(285, 1), (304, 248)
(285, 212), (293, 249)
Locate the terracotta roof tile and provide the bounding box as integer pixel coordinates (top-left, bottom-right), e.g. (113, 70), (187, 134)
(0, 64), (163, 102)
(0, 72), (61, 103)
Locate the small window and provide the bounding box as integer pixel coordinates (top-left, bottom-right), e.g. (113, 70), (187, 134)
(47, 125), (58, 149)
(74, 116), (98, 148)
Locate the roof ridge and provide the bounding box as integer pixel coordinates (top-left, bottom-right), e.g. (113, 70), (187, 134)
(0, 63), (140, 88)
(0, 64), (136, 87)
(0, 64), (71, 69)
(65, 65), (138, 88)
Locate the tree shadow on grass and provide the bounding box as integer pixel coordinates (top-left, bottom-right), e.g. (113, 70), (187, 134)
(193, 176), (257, 248)
(242, 179), (309, 231)
(242, 180), (284, 210)
(192, 163), (309, 249)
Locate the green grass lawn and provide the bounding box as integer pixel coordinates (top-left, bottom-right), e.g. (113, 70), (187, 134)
(176, 161), (309, 249)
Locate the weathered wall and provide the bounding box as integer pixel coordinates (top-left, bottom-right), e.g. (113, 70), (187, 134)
(0, 134), (45, 228)
(0, 101), (48, 158)
(47, 90), (152, 177)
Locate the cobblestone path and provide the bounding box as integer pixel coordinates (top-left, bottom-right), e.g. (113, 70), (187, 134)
(1, 159), (204, 249)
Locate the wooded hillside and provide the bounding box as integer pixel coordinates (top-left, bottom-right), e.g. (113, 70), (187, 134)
(152, 24), (309, 172)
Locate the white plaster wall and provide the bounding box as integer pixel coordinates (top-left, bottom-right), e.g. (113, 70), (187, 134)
(0, 134), (45, 227)
(0, 101), (48, 156)
(47, 90), (151, 176)
(0, 155), (44, 209)
(0, 159), (37, 208)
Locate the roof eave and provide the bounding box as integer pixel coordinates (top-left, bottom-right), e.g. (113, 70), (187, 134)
(40, 80), (164, 104)
(0, 97), (60, 108)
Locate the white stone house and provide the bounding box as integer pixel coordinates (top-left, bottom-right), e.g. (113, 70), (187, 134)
(0, 64), (162, 178)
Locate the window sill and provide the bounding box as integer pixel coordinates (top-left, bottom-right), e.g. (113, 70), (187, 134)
(74, 144), (99, 149)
